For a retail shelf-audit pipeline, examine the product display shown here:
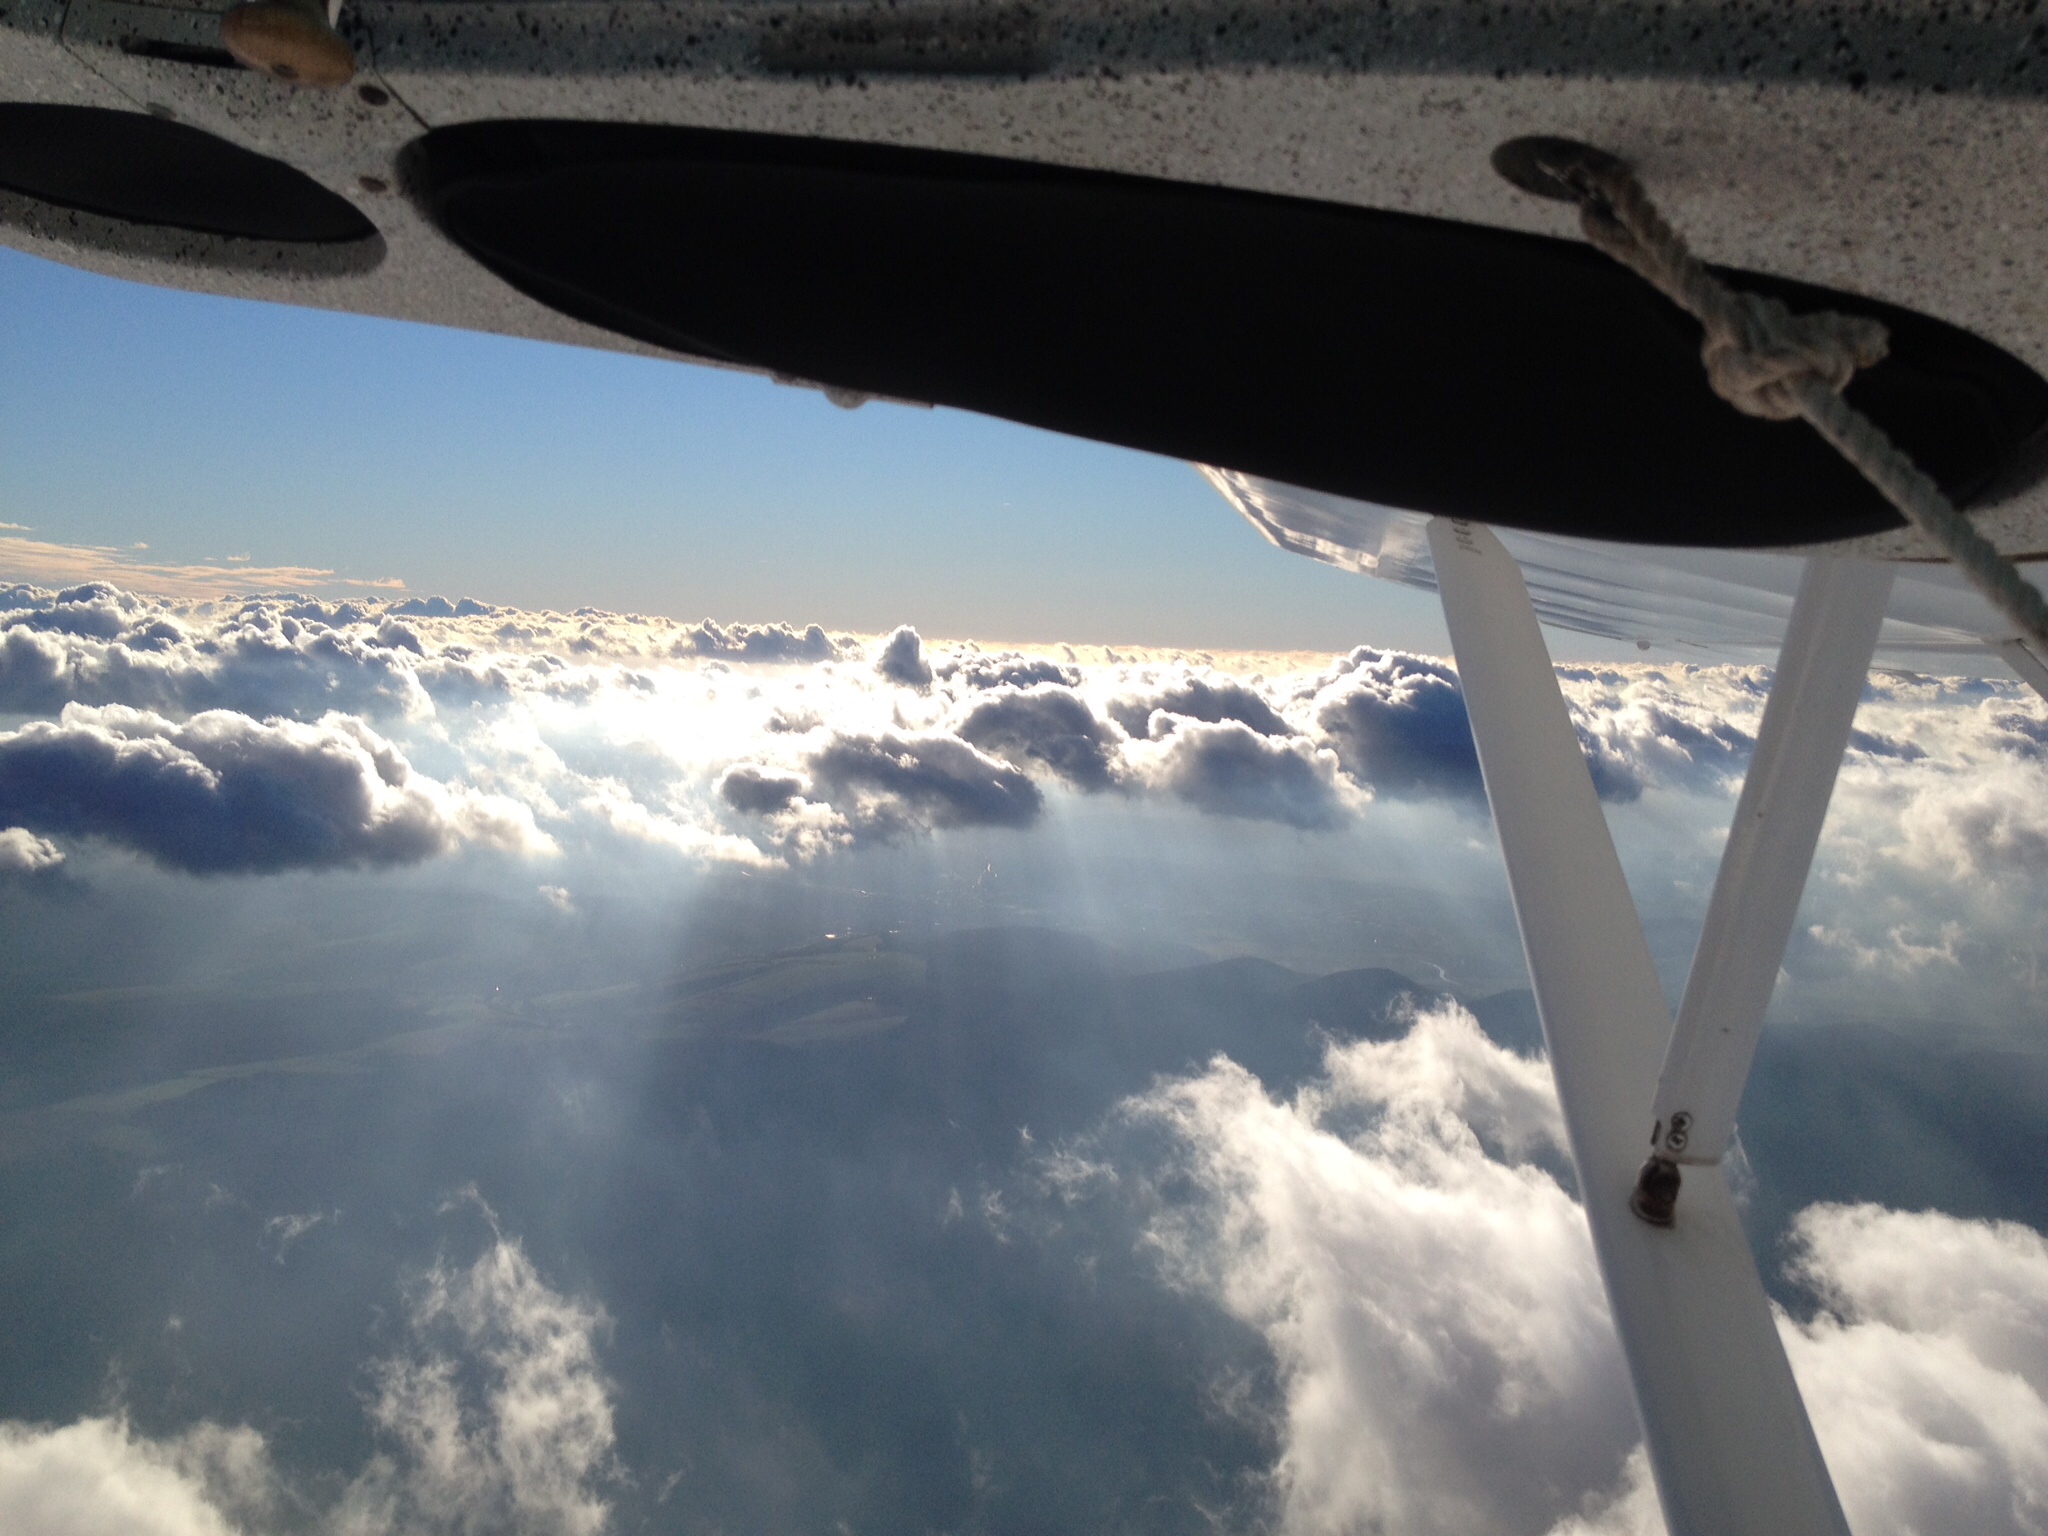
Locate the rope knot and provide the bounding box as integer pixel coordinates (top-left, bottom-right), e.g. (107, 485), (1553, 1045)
(1574, 181), (1891, 420)
(1701, 293), (1890, 421)
(1511, 138), (2048, 652)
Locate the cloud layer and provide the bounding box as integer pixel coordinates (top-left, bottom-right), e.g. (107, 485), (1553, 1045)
(3, 579), (2044, 1023)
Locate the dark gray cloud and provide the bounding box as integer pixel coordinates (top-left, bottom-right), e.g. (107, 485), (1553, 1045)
(955, 687), (1123, 793)
(1142, 721), (1350, 829)
(806, 731), (1041, 835)
(1312, 651), (1764, 804)
(718, 765), (805, 814)
(939, 654), (1081, 691)
(679, 619), (840, 664)
(1849, 727), (1927, 761)
(1313, 650), (1482, 798)
(874, 626), (933, 689)
(0, 706), (532, 874)
(1574, 733), (1645, 802)
(1990, 709), (2048, 761)
(1108, 679), (1291, 740)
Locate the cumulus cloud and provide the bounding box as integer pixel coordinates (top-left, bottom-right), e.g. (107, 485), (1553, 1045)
(1310, 649), (1482, 797)
(1553, 666), (1757, 803)
(1806, 920), (1963, 976)
(954, 686), (1123, 792)
(1300, 649), (1760, 805)
(1783, 1205), (2048, 1536)
(1107, 678), (1291, 740)
(1895, 761), (2048, 879)
(2, 586), (440, 722)
(1114, 1004), (1634, 1536)
(717, 764), (805, 814)
(1989, 707), (2048, 762)
(804, 732), (1041, 837)
(677, 619), (839, 664)
(0, 705), (545, 874)
(1078, 1004), (2048, 1536)
(873, 625), (933, 689)
(0, 585), (846, 729)
(1132, 720), (1354, 829)
(937, 653), (1079, 691)
(0, 1217), (615, 1536)
(0, 1417), (280, 1536)
(0, 826), (62, 875)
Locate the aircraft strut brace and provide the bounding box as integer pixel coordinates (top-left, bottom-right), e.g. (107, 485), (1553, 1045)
(1429, 516), (1854, 1536)
(1640, 557), (1894, 1220)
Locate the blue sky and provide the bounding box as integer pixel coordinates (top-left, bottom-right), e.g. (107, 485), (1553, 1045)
(0, 247), (1470, 652)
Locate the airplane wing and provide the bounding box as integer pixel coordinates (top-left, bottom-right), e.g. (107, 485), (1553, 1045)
(1205, 466), (2048, 684)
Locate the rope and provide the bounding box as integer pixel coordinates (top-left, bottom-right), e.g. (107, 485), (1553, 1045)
(1548, 154), (2048, 654)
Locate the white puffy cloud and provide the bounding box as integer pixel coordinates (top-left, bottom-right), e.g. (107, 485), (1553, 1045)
(0, 826), (62, 874)
(1119, 1005), (1635, 1536)
(1551, 665), (1759, 801)
(1090, 1004), (2048, 1536)
(1894, 759), (2048, 879)
(935, 652), (1077, 691)
(0, 1417), (277, 1536)
(0, 585), (435, 723)
(1543, 1448), (1664, 1536)
(676, 618), (840, 664)
(1782, 1205), (2048, 1536)
(1806, 920), (1963, 976)
(0, 1221), (615, 1536)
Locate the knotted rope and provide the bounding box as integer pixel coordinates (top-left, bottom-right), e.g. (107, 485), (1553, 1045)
(1550, 153), (2048, 654)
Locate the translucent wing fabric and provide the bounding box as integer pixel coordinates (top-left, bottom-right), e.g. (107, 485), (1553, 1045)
(1204, 467), (2024, 663)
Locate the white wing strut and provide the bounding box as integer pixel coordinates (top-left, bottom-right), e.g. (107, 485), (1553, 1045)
(1650, 558), (1894, 1171)
(1428, 518), (1848, 1536)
